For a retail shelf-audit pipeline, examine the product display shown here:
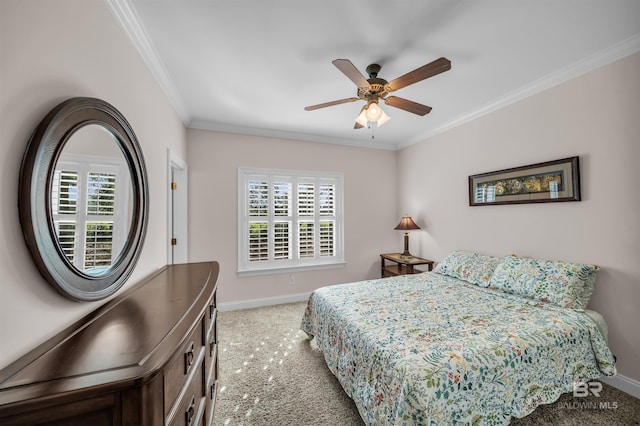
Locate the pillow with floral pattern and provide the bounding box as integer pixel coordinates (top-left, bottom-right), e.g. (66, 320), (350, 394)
(433, 250), (501, 287)
(489, 254), (599, 309)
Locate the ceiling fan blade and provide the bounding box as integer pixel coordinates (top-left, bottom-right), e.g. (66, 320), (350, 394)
(387, 57), (451, 92)
(385, 96), (432, 116)
(354, 122), (365, 129)
(304, 97), (359, 111)
(332, 59), (370, 89)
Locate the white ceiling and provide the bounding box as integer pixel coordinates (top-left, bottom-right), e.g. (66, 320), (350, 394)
(109, 0), (640, 150)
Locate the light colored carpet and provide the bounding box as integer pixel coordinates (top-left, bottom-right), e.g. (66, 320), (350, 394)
(213, 302), (639, 425)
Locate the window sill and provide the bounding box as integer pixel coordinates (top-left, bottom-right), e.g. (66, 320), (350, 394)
(237, 261), (345, 277)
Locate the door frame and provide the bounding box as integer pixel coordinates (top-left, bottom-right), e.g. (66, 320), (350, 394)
(167, 149), (188, 264)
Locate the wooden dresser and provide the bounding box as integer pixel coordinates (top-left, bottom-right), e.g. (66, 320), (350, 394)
(0, 261), (219, 426)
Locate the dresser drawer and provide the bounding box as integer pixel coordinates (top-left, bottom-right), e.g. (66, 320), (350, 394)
(164, 316), (205, 414)
(205, 346), (218, 426)
(167, 357), (206, 426)
(0, 392), (120, 426)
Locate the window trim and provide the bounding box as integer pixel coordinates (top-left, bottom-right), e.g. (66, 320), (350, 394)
(237, 167), (344, 276)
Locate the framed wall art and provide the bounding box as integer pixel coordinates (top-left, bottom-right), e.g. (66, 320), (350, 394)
(469, 156), (581, 206)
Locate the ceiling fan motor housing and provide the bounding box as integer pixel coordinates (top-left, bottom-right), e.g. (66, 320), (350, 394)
(358, 80), (389, 98)
(358, 64), (390, 98)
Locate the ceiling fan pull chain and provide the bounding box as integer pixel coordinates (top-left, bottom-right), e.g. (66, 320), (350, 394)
(370, 124), (375, 139)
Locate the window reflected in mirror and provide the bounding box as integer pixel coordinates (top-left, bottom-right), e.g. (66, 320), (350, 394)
(51, 124), (132, 276)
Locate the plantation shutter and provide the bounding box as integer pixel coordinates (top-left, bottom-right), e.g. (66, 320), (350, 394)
(87, 172), (116, 215)
(52, 170), (79, 215)
(238, 168), (344, 274)
(55, 221), (77, 261)
(84, 222), (114, 269)
(248, 179), (269, 262)
(319, 183), (336, 256)
(297, 182), (315, 258)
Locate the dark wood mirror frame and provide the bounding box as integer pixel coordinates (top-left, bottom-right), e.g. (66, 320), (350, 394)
(19, 97), (149, 301)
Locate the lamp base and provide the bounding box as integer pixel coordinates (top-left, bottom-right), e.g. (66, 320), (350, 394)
(400, 233), (413, 260)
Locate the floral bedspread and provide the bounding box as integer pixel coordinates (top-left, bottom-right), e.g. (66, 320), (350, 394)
(300, 272), (616, 425)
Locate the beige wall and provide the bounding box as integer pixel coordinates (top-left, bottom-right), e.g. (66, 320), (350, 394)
(187, 130), (399, 305)
(0, 0), (187, 368)
(397, 52), (640, 381)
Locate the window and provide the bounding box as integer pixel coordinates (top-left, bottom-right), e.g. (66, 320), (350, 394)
(52, 154), (129, 273)
(238, 168), (344, 275)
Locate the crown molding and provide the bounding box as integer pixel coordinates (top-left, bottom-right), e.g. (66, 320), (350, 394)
(188, 120), (398, 151)
(401, 34), (640, 149)
(104, 0), (191, 125)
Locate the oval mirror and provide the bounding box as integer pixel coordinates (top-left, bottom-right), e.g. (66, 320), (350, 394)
(19, 97), (148, 301)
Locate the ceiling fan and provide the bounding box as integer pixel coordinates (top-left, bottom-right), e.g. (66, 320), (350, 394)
(305, 57), (451, 129)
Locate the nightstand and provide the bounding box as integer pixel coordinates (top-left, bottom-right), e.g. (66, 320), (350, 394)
(380, 253), (434, 278)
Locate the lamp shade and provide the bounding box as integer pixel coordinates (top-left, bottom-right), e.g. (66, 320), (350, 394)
(355, 107), (368, 127)
(394, 215), (420, 231)
(365, 102), (382, 121)
(377, 109), (391, 127)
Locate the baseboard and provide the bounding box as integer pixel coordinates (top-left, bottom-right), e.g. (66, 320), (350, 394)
(600, 374), (640, 399)
(218, 292), (311, 312)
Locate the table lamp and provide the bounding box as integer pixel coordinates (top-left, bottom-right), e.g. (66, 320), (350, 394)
(394, 214), (420, 259)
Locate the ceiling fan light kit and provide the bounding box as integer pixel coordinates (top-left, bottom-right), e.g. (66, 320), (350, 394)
(305, 57), (451, 131)
(355, 99), (391, 128)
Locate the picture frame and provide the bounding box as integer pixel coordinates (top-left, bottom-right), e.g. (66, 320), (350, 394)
(468, 156), (580, 206)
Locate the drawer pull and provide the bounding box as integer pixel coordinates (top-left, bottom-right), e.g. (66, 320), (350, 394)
(184, 341), (195, 374)
(209, 378), (217, 401)
(185, 395), (195, 426)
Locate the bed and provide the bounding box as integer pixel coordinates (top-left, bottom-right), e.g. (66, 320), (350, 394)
(300, 251), (616, 425)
